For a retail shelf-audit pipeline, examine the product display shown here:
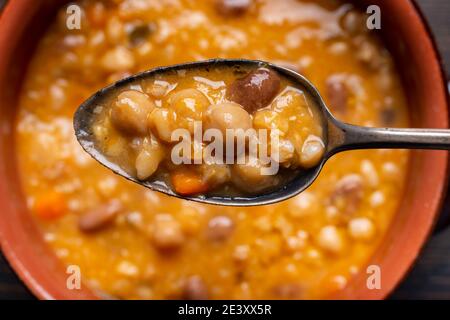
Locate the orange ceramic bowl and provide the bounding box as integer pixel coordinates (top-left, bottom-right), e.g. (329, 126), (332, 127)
(0, 0), (448, 299)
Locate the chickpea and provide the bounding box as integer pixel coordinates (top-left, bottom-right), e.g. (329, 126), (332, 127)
(317, 225), (344, 254)
(199, 163), (231, 187)
(204, 102), (252, 136)
(169, 89), (210, 128)
(148, 108), (178, 143)
(135, 137), (164, 180)
(231, 154), (277, 192)
(253, 109), (289, 135)
(110, 90), (155, 136)
(271, 88), (307, 113)
(101, 46), (135, 72)
(299, 135), (325, 168)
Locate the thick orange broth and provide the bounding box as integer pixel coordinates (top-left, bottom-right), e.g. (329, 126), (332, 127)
(16, 0), (409, 299)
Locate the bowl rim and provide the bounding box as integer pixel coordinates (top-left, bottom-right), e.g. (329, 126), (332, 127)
(381, 0), (450, 298)
(0, 0), (448, 300)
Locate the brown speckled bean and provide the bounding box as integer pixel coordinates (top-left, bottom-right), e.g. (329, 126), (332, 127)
(78, 200), (123, 233)
(227, 68), (281, 113)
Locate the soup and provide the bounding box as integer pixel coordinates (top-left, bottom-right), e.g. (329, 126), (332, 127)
(16, 0), (409, 299)
(89, 64), (325, 197)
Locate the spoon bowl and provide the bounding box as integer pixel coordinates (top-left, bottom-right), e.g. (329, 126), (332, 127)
(74, 59), (450, 207)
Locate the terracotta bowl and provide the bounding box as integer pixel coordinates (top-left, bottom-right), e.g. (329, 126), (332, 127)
(0, 0), (448, 300)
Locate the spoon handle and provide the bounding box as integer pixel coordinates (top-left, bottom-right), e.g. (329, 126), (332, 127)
(331, 122), (450, 153)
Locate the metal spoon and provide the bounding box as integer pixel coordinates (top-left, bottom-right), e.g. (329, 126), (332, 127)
(74, 59), (450, 207)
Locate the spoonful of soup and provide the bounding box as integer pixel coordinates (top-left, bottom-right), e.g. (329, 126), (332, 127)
(74, 59), (450, 206)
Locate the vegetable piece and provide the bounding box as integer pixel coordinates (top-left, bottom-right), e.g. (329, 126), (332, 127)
(34, 192), (67, 220)
(171, 171), (209, 195)
(227, 68), (281, 113)
(78, 200), (123, 233)
(128, 23), (155, 47)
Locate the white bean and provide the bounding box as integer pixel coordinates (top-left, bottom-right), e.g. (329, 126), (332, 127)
(136, 136), (164, 180)
(299, 135), (325, 168)
(348, 217), (375, 241)
(317, 225), (344, 254)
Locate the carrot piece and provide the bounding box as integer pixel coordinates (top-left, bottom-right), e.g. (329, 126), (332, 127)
(171, 171), (209, 196)
(34, 192), (67, 221)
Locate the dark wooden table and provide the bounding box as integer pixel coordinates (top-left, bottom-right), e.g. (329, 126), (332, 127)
(0, 0), (449, 300)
